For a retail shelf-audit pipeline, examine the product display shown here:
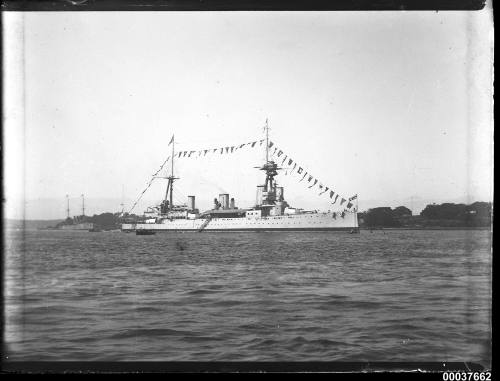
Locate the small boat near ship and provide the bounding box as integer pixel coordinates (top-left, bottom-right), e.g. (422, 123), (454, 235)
(122, 123), (359, 233)
(136, 230), (156, 235)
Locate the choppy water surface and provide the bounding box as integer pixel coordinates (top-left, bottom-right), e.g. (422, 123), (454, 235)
(4, 229), (491, 365)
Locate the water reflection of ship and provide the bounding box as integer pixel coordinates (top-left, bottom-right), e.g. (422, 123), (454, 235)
(122, 122), (358, 233)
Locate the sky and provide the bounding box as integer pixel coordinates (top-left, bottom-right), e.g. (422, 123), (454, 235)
(3, 10), (493, 219)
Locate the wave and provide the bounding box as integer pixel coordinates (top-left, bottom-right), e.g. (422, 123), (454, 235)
(109, 328), (195, 340)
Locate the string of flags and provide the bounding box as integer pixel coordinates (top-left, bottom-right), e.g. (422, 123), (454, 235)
(173, 139), (265, 159)
(128, 177), (154, 213)
(128, 139), (265, 212)
(129, 137), (357, 213)
(267, 141), (357, 210)
(129, 153), (176, 212)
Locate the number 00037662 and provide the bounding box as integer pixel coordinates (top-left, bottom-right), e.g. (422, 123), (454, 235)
(442, 372), (491, 381)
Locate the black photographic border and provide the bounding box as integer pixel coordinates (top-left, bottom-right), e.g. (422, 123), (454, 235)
(0, 0), (493, 375)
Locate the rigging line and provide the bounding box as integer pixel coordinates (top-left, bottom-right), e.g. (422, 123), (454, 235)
(156, 156), (171, 175)
(172, 195), (185, 206)
(172, 184), (189, 204)
(128, 177), (160, 213)
(128, 148), (176, 212)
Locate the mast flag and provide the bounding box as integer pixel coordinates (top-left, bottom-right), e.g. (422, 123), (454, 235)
(168, 135), (174, 146)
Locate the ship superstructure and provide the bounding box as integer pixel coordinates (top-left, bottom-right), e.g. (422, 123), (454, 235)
(122, 123), (358, 233)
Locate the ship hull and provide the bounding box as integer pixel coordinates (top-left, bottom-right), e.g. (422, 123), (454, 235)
(122, 212), (358, 233)
(59, 223), (94, 231)
(124, 227), (355, 232)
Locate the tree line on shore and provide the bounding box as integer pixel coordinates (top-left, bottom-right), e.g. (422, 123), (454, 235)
(358, 201), (492, 228)
(55, 212), (142, 230)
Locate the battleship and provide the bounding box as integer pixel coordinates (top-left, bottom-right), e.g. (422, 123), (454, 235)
(122, 124), (358, 233)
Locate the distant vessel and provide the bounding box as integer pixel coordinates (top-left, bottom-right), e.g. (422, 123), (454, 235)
(56, 194), (94, 231)
(122, 124), (358, 233)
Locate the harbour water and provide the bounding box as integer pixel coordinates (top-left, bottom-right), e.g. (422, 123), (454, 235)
(4, 229), (491, 366)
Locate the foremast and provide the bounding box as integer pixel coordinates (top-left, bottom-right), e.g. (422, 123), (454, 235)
(161, 135), (178, 214)
(255, 120), (284, 212)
